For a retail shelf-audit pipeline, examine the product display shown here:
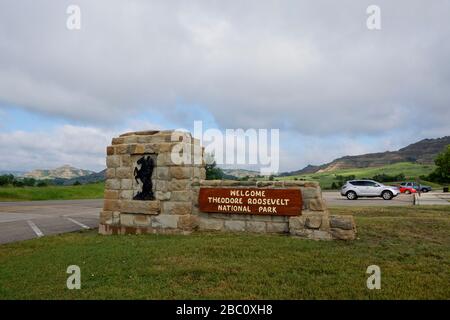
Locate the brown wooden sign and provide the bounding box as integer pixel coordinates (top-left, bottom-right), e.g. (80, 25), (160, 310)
(198, 188), (302, 216)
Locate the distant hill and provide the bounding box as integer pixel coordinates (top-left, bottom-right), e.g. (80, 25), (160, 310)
(24, 165), (95, 180)
(280, 136), (450, 176)
(278, 165), (323, 177)
(54, 169), (106, 185)
(222, 169), (260, 179)
(60, 168), (258, 184)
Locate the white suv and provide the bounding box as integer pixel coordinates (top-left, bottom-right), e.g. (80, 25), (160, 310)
(340, 180), (400, 200)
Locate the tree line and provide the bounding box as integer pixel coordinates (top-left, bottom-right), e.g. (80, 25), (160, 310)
(0, 174), (51, 187)
(0, 175), (85, 187)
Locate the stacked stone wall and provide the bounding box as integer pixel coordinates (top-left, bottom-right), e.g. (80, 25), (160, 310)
(99, 130), (356, 240)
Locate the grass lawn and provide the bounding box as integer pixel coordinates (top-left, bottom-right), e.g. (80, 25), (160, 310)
(273, 162), (439, 189)
(0, 182), (104, 201)
(0, 205), (449, 299)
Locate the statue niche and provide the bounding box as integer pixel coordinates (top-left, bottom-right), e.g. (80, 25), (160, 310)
(133, 156), (155, 200)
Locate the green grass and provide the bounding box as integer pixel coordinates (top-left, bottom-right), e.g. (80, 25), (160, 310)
(0, 182), (104, 201)
(0, 205), (449, 299)
(273, 162), (438, 189)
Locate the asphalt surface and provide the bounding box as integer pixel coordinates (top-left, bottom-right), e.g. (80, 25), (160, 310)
(414, 192), (450, 205)
(322, 191), (415, 206)
(0, 199), (101, 244)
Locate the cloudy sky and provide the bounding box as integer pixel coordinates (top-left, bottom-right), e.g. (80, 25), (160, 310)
(0, 0), (449, 173)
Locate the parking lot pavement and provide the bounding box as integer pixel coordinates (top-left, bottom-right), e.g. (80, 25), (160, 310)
(0, 199), (102, 245)
(414, 192), (450, 205)
(322, 191), (414, 206)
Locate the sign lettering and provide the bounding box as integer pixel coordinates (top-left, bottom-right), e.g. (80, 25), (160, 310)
(198, 188), (302, 216)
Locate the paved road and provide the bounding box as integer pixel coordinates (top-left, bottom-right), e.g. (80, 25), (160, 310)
(322, 191), (415, 206)
(0, 199), (101, 244)
(414, 192), (450, 205)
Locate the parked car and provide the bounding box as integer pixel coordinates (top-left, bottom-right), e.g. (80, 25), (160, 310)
(340, 180), (400, 200)
(399, 185), (417, 194)
(399, 182), (432, 193)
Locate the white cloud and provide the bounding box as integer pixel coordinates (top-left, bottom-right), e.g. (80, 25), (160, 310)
(0, 0), (448, 135)
(0, 125), (112, 171)
(0, 1), (449, 171)
(0, 117), (162, 171)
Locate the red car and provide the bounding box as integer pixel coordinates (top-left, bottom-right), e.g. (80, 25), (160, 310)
(399, 186), (417, 194)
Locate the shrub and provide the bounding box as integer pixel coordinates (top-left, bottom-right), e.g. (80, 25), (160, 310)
(334, 175), (356, 187)
(37, 181), (48, 187)
(372, 173), (405, 182)
(22, 178), (36, 187)
(12, 180), (25, 187)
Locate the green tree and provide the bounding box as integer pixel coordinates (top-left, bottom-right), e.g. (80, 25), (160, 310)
(0, 174), (15, 186)
(22, 177), (36, 187)
(204, 153), (224, 180)
(427, 145), (450, 183)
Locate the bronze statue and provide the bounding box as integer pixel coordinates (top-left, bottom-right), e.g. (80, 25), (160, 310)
(133, 156), (154, 200)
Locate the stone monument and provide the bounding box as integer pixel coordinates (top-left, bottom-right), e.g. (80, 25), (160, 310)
(99, 130), (356, 240)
